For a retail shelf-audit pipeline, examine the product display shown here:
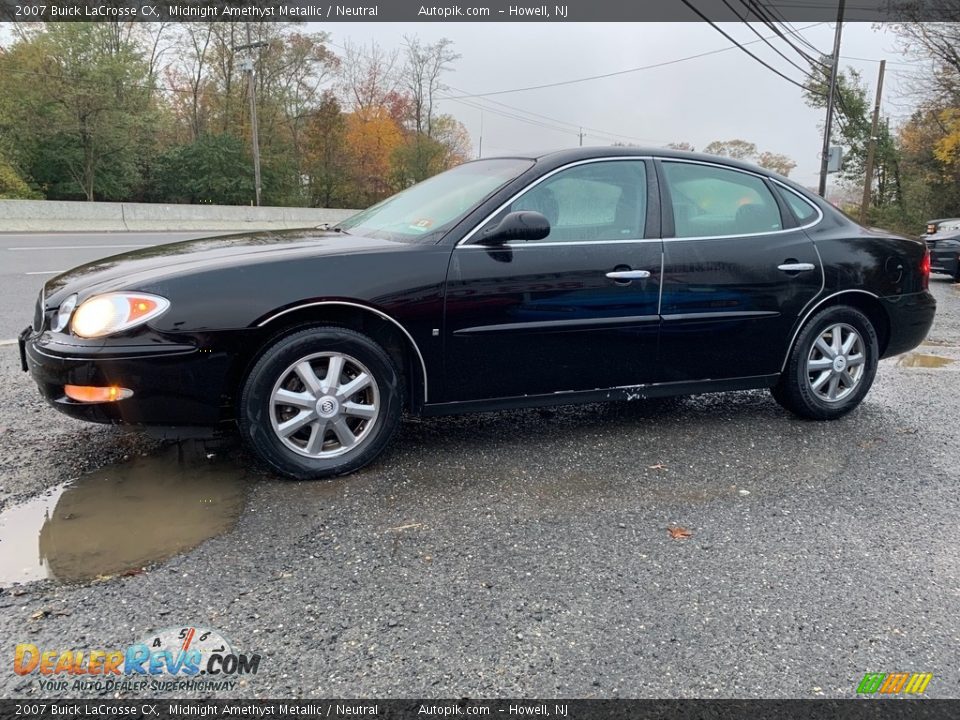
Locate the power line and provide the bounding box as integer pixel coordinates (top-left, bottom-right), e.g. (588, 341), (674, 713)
(680, 0), (825, 95)
(745, 0), (830, 67)
(441, 84), (667, 146)
(721, 0), (825, 77)
(442, 21), (825, 100)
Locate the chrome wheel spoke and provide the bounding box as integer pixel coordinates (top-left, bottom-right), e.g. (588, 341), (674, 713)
(337, 372), (372, 399)
(811, 370), (831, 391)
(322, 354), (345, 393)
(295, 362), (323, 395)
(827, 374), (840, 400)
(274, 388), (315, 409)
(846, 353), (865, 367)
(304, 420), (328, 455)
(331, 417), (357, 448)
(808, 357), (833, 371)
(342, 401), (376, 419)
(840, 370), (856, 389)
(831, 326), (843, 356)
(841, 332), (858, 355)
(815, 337), (836, 359)
(278, 410), (316, 437)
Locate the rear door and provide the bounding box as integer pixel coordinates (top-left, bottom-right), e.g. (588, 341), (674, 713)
(443, 158), (663, 402)
(657, 159), (823, 382)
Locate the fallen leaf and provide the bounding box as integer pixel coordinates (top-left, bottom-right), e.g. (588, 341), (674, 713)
(119, 568), (144, 577)
(30, 610), (50, 621)
(667, 526), (692, 540)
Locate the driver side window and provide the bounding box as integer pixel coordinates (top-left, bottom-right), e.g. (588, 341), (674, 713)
(488, 160), (647, 243)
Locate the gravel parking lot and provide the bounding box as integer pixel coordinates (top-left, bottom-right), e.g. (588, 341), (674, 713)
(1, 278), (958, 699)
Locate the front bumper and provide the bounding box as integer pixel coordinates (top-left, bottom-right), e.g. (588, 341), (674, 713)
(20, 327), (232, 427)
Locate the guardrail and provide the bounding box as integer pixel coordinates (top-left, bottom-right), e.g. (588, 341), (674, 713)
(0, 200), (358, 232)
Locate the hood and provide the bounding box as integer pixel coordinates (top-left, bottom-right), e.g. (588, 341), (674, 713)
(44, 228), (404, 306)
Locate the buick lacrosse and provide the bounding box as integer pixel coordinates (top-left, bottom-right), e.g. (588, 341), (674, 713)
(20, 148), (936, 479)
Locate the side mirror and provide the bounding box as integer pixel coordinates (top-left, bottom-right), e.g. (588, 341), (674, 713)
(477, 211), (551, 244)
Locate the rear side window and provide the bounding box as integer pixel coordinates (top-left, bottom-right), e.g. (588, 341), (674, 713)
(662, 161), (783, 238)
(779, 188), (820, 225)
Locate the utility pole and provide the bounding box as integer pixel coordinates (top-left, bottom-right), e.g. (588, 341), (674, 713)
(859, 59), (886, 224)
(817, 0), (845, 199)
(579, 127), (584, 147)
(478, 110), (483, 159)
(234, 29), (268, 207)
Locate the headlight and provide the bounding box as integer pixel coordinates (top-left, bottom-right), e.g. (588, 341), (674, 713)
(71, 292), (170, 338)
(52, 294), (77, 332)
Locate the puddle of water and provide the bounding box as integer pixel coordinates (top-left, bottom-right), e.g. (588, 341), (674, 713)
(0, 442), (249, 586)
(898, 353), (956, 368)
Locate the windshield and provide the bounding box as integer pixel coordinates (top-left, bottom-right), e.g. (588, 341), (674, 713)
(335, 158), (535, 242)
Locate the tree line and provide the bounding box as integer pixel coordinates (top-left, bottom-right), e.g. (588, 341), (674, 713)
(0, 22), (471, 208)
(1, 22), (959, 234)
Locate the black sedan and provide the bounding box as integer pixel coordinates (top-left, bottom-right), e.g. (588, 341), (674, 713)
(925, 220), (960, 281)
(20, 148), (936, 479)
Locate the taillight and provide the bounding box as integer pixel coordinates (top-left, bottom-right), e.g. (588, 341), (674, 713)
(920, 248), (930, 290)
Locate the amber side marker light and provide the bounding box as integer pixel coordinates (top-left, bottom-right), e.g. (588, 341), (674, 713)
(64, 385), (133, 403)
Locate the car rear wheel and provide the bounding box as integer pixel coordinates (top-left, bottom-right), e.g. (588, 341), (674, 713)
(240, 326), (403, 479)
(771, 305), (879, 420)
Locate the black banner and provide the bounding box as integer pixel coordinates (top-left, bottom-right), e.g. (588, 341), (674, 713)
(3, 700), (959, 720)
(1, 0), (959, 22)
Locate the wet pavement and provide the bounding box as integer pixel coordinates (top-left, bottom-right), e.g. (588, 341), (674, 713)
(0, 278), (957, 699)
(0, 443), (249, 585)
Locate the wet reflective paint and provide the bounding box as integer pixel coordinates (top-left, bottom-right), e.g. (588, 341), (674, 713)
(0, 442), (249, 585)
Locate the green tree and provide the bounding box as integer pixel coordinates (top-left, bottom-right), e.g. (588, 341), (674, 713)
(148, 134), (253, 205)
(803, 61), (900, 208)
(0, 23), (155, 201)
(0, 155), (39, 199)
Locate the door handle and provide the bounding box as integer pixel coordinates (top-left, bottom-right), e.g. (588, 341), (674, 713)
(777, 262), (815, 273)
(606, 270), (651, 280)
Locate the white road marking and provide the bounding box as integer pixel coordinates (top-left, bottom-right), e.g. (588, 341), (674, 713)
(25, 271), (64, 275)
(7, 244), (151, 250)
(0, 339), (17, 346)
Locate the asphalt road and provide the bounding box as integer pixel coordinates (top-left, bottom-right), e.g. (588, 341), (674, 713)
(0, 271), (957, 699)
(0, 231), (240, 340)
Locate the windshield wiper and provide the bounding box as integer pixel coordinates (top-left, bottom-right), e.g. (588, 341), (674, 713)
(317, 223), (349, 234)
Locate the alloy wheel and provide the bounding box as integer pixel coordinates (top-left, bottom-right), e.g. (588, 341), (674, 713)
(805, 322), (866, 403)
(268, 352), (380, 458)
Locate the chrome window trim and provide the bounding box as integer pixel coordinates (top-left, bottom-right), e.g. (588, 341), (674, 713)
(456, 156), (654, 248)
(779, 289), (880, 373)
(658, 158), (824, 239)
(455, 155), (824, 248)
(256, 300), (430, 403)
(457, 238), (661, 249)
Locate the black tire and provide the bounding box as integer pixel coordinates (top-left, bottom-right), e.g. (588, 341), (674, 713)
(239, 326), (403, 480)
(771, 305), (879, 420)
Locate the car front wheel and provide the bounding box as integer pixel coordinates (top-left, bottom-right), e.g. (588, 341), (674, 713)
(771, 305), (879, 420)
(239, 326), (403, 479)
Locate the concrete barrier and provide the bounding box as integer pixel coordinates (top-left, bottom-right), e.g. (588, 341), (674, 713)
(0, 199), (358, 232)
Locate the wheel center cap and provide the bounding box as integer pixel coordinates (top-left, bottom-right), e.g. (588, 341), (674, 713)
(833, 356), (847, 372)
(316, 396), (339, 418)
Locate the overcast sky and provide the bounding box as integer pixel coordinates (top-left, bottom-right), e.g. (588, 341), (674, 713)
(320, 22), (920, 189)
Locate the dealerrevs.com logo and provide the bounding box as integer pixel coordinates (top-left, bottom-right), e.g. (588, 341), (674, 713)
(857, 672), (933, 695)
(14, 626), (261, 693)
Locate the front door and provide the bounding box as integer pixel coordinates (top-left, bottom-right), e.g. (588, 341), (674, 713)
(656, 159), (823, 382)
(443, 159), (662, 402)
